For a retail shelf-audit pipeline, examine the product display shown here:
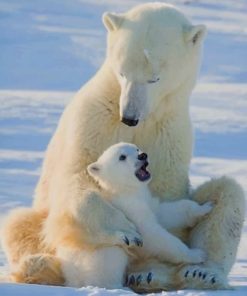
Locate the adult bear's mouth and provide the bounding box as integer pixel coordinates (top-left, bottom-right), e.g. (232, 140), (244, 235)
(135, 160), (151, 182)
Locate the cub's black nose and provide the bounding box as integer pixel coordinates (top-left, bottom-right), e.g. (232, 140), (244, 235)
(138, 153), (147, 160)
(121, 117), (139, 127)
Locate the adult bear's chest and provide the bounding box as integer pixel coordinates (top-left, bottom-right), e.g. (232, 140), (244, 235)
(132, 118), (192, 201)
(81, 108), (191, 200)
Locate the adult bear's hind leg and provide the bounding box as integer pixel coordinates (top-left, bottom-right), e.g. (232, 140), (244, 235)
(1, 207), (65, 285)
(127, 177), (245, 292)
(178, 176), (245, 289)
(1, 207), (48, 266)
(11, 253), (65, 285)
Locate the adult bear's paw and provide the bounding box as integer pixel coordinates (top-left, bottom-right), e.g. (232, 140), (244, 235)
(178, 265), (230, 289)
(11, 254), (65, 286)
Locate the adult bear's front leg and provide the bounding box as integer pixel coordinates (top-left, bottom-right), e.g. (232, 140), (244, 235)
(177, 176), (245, 289)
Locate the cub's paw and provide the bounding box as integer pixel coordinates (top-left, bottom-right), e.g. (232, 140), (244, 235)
(126, 271), (154, 292)
(187, 248), (206, 264)
(126, 270), (174, 293)
(179, 265), (229, 289)
(116, 230), (143, 248)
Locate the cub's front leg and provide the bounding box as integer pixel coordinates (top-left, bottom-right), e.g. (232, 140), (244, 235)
(71, 188), (143, 249)
(156, 199), (213, 230)
(43, 165), (142, 249)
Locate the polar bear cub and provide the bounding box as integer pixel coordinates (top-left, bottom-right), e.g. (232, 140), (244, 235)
(78, 142), (213, 288)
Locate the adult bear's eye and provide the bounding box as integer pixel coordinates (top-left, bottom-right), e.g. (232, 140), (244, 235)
(119, 155), (126, 161)
(147, 77), (160, 84)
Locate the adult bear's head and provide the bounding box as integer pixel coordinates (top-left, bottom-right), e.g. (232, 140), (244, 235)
(103, 3), (206, 127)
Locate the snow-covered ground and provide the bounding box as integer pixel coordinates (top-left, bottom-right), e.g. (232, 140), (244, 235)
(0, 0), (246, 295)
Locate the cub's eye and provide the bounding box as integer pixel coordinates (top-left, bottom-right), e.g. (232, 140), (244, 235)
(147, 77), (160, 84)
(120, 73), (124, 77)
(119, 154), (126, 161)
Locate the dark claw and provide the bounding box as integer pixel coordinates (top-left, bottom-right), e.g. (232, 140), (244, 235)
(123, 236), (129, 246)
(193, 270), (197, 278)
(136, 275), (142, 286)
(184, 270), (189, 278)
(202, 273), (207, 280)
(134, 237), (143, 247)
(125, 274), (129, 285)
(147, 272), (153, 284)
(129, 275), (135, 285)
(198, 272), (202, 278)
(211, 277), (216, 284)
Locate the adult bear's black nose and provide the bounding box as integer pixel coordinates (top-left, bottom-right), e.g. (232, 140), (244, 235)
(138, 153), (147, 160)
(121, 117), (139, 127)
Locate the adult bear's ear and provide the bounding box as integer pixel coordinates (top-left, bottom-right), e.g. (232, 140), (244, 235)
(102, 12), (124, 31)
(87, 162), (101, 177)
(184, 24), (207, 45)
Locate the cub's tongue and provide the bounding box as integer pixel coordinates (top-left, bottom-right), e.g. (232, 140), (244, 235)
(135, 163), (151, 182)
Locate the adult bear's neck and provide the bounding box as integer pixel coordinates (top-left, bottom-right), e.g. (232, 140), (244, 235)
(90, 61), (121, 102)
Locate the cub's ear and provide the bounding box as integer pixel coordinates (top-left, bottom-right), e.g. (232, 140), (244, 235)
(87, 162), (101, 177)
(102, 12), (124, 31)
(184, 24), (207, 45)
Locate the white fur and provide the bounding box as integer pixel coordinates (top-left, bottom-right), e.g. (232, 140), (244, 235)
(1, 3), (244, 291)
(63, 142), (211, 288)
(33, 3), (207, 217)
(58, 246), (128, 288)
(156, 199), (214, 230)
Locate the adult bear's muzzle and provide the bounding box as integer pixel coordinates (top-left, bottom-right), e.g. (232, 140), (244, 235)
(119, 80), (148, 127)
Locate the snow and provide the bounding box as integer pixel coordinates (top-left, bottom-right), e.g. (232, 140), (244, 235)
(0, 0), (246, 295)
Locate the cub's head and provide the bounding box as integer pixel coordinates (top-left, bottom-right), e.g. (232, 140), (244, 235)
(103, 3), (206, 126)
(87, 142), (151, 193)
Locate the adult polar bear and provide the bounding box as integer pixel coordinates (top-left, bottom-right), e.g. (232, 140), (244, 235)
(2, 2), (245, 292)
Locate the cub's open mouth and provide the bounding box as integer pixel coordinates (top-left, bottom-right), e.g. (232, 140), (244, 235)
(135, 161), (151, 182)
